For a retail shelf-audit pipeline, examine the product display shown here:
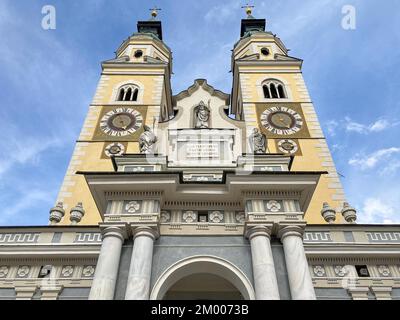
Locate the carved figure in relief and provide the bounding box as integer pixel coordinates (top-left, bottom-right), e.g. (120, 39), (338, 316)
(194, 100), (211, 128)
(139, 125), (158, 154)
(249, 128), (267, 153)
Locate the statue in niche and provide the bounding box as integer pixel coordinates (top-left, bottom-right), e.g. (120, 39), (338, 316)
(194, 100), (211, 128)
(249, 128), (267, 154)
(139, 125), (158, 154)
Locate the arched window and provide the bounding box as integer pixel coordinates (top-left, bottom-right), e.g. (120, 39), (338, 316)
(116, 84), (139, 102)
(262, 80), (287, 99)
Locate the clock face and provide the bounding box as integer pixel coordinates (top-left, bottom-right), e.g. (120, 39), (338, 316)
(278, 139), (299, 155)
(260, 106), (303, 135)
(104, 143), (125, 157)
(100, 107), (143, 137)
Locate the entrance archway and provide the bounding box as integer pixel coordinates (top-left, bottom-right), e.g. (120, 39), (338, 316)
(150, 256), (255, 300)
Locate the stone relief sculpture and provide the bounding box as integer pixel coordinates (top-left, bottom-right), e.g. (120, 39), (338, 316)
(139, 125), (158, 154)
(194, 100), (211, 128)
(249, 128), (267, 154)
(313, 265), (326, 277)
(0, 266), (9, 278)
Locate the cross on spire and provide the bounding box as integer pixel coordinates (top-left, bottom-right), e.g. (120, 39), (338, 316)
(241, 3), (255, 18)
(149, 6), (161, 20)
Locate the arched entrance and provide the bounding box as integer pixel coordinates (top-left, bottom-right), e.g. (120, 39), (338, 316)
(150, 256), (255, 300)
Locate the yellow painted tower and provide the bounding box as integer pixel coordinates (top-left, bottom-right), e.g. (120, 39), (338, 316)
(55, 13), (173, 224)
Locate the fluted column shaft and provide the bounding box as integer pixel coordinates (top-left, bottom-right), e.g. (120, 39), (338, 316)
(125, 227), (158, 300)
(89, 226), (126, 300)
(279, 226), (316, 300)
(247, 226), (280, 300)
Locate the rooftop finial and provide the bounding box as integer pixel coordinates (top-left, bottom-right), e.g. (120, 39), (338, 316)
(241, 3), (255, 19)
(149, 6), (161, 20)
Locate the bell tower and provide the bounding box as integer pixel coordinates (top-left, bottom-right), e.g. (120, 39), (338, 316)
(55, 11), (173, 225)
(231, 7), (346, 223)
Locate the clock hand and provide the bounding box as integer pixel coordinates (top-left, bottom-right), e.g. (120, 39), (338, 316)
(278, 118), (291, 128)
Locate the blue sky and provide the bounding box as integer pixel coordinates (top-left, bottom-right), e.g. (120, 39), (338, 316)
(0, 0), (399, 225)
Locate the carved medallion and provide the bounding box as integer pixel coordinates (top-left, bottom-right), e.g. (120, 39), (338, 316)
(183, 211), (197, 223)
(82, 266), (95, 278)
(125, 201), (141, 213)
(334, 265), (349, 277)
(0, 266), (9, 278)
(61, 266), (74, 278)
(266, 200), (282, 212)
(313, 265), (326, 277)
(377, 265), (391, 277)
(209, 211), (224, 223)
(17, 266), (30, 278)
(235, 212), (246, 223)
(160, 211), (171, 223)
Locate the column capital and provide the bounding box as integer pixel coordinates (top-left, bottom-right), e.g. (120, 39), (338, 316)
(277, 224), (306, 242)
(99, 223), (129, 241)
(131, 225), (160, 241)
(245, 224), (273, 240)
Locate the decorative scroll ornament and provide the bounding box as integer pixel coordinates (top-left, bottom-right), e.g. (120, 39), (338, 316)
(235, 212), (246, 223)
(249, 128), (267, 154)
(377, 265), (391, 277)
(139, 125), (158, 154)
(61, 266), (74, 278)
(313, 265), (326, 277)
(17, 266), (30, 278)
(194, 100), (211, 128)
(209, 211), (224, 223)
(334, 265), (349, 277)
(125, 201), (141, 213)
(160, 211), (171, 223)
(0, 266), (9, 278)
(82, 266), (95, 278)
(183, 211), (197, 223)
(266, 200), (281, 212)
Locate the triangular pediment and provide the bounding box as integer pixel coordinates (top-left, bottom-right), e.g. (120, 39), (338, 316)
(173, 79), (230, 104)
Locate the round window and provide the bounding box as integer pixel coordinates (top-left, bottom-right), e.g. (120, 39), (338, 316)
(261, 48), (270, 56)
(134, 50), (143, 58)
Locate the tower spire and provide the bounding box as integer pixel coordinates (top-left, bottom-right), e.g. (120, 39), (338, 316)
(241, 3), (255, 19)
(149, 6), (162, 20)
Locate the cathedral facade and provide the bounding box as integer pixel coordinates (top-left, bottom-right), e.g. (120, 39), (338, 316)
(0, 10), (400, 300)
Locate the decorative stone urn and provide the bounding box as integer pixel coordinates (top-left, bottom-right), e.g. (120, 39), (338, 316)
(70, 202), (85, 225)
(321, 202), (336, 223)
(341, 202), (357, 223)
(49, 202), (65, 225)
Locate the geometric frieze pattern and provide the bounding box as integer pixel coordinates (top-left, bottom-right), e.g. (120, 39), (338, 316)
(366, 232), (400, 243)
(0, 233), (40, 244)
(303, 232), (332, 243)
(74, 233), (102, 243)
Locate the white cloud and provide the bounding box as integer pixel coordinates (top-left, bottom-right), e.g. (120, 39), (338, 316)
(325, 120), (339, 136)
(357, 197), (398, 224)
(0, 122), (62, 178)
(327, 117), (399, 136)
(204, 0), (240, 24)
(348, 147), (400, 171)
(344, 117), (399, 134)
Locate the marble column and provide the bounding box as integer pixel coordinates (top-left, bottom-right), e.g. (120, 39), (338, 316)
(125, 227), (158, 300)
(247, 226), (280, 300)
(89, 226), (126, 300)
(279, 226), (316, 300)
